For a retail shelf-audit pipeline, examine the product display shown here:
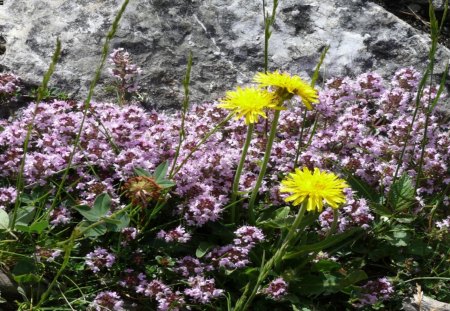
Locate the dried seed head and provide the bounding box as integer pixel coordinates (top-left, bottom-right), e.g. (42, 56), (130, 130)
(122, 176), (161, 207)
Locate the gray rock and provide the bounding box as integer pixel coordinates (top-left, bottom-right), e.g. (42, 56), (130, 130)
(405, 0), (446, 10)
(403, 294), (450, 311)
(0, 0), (449, 109)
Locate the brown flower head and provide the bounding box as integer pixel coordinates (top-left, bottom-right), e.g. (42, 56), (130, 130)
(122, 176), (161, 207)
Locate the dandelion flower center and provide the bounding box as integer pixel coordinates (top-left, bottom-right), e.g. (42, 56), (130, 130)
(280, 167), (348, 212)
(217, 87), (279, 125)
(253, 71), (319, 110)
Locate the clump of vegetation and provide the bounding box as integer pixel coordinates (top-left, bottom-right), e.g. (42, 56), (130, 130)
(0, 0), (448, 310)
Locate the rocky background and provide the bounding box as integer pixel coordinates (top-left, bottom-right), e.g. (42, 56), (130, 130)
(0, 0), (449, 110)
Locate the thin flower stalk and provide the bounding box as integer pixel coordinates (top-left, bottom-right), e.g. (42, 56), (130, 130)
(237, 168), (347, 309)
(247, 108), (282, 224)
(392, 2), (444, 187)
(170, 113), (234, 178)
(248, 70), (319, 223)
(230, 123), (254, 223)
(294, 46), (328, 168)
(169, 52), (193, 178)
(38, 204), (132, 308)
(49, 0), (130, 215)
(235, 201), (307, 310)
(11, 39), (61, 229)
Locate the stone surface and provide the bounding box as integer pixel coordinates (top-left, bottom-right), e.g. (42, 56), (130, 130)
(403, 294), (450, 311)
(406, 0), (446, 10)
(0, 0), (449, 109)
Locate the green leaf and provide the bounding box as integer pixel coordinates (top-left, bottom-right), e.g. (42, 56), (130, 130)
(29, 220), (49, 233)
(157, 180), (176, 189)
(284, 228), (362, 260)
(13, 206), (35, 227)
(0, 209), (9, 230)
(74, 193), (110, 221)
(15, 220), (49, 234)
(387, 174), (415, 211)
(257, 206), (292, 229)
(337, 270), (368, 289)
(13, 273), (41, 284)
(12, 260), (36, 279)
(392, 229), (409, 247)
(153, 161), (170, 182)
(196, 242), (214, 258)
(407, 239), (432, 256)
(93, 193), (111, 215)
(134, 167), (151, 177)
(78, 221), (107, 237)
(106, 213), (130, 232)
(345, 174), (381, 204)
(312, 260), (341, 273)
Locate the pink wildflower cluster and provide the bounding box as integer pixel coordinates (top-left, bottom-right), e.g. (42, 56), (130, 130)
(262, 277), (288, 300)
(119, 268), (147, 289)
(157, 225), (191, 243)
(85, 247), (116, 273)
(0, 186), (17, 210)
(137, 279), (186, 311)
(436, 216), (450, 231)
(49, 203), (72, 226)
(319, 189), (374, 233)
(0, 67), (447, 232)
(108, 48), (142, 94)
(354, 277), (394, 308)
(206, 226), (265, 269)
(90, 291), (124, 311)
(35, 246), (62, 263)
(0, 73), (21, 95)
(113, 226), (263, 309)
(121, 227), (139, 245)
(184, 276), (224, 304)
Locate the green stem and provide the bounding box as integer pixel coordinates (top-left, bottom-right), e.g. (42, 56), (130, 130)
(169, 52), (193, 177)
(11, 39), (61, 229)
(49, 0), (130, 215)
(247, 109), (281, 225)
(293, 109), (308, 168)
(230, 123), (254, 224)
(234, 201), (307, 310)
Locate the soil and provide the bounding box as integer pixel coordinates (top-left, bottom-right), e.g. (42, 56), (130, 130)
(369, 0), (450, 48)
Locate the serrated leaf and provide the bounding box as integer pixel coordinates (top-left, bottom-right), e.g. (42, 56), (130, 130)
(0, 209), (9, 230)
(134, 167), (152, 177)
(388, 174), (415, 211)
(153, 161), (170, 182)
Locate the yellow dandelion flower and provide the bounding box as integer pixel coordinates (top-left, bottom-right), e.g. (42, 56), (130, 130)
(280, 167), (348, 212)
(217, 86), (280, 125)
(253, 71), (319, 110)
